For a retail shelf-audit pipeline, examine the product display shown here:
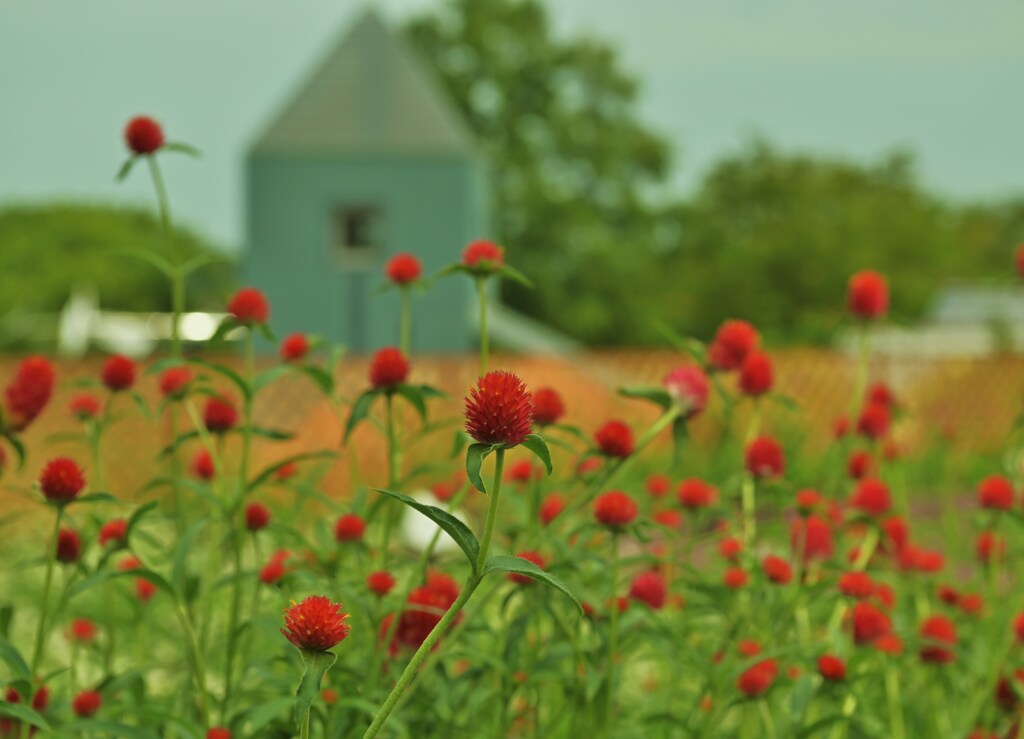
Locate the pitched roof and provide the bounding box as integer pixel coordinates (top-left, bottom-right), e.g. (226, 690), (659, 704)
(251, 9), (476, 157)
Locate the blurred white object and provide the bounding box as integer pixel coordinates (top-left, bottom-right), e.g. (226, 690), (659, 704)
(399, 490), (465, 554)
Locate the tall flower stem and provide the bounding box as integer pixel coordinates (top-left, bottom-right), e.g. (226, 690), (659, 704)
(885, 666), (906, 739)
(146, 156), (184, 357)
(363, 449), (506, 739)
(30, 508), (64, 675)
(476, 276), (489, 376)
(849, 324), (872, 422)
(399, 288), (412, 356)
(740, 401), (762, 546)
(378, 393), (400, 570)
(300, 711), (311, 739)
(604, 532), (621, 733)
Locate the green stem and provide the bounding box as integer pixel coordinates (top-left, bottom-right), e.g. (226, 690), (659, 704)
(300, 710), (311, 739)
(605, 533), (621, 734)
(146, 156), (184, 357)
(476, 276), (489, 376)
(30, 508), (63, 675)
(379, 393), (400, 570)
(758, 699), (777, 739)
(399, 288), (412, 356)
(849, 324), (872, 422)
(175, 602), (211, 727)
(885, 666), (905, 739)
(475, 449), (505, 574)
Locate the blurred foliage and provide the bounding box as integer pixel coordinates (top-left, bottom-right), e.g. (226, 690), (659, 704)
(0, 203), (233, 315)
(409, 0), (1024, 346)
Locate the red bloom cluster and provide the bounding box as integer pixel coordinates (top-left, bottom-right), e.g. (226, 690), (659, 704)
(531, 386), (565, 426)
(507, 551), (546, 585)
(124, 116), (164, 155)
(72, 689), (103, 718)
(334, 513), (365, 542)
(70, 393), (101, 421)
(462, 240), (505, 270)
(850, 478), (892, 517)
(818, 655), (846, 681)
(539, 493), (565, 526)
(245, 502), (271, 531)
(367, 570), (396, 596)
(593, 491), (638, 529)
(919, 615), (957, 663)
(369, 347), (409, 389)
(677, 478), (717, 509)
(280, 332), (310, 363)
(101, 354), (136, 391)
(227, 287), (270, 325)
(386, 253), (423, 284)
(847, 270), (889, 319)
(69, 618), (97, 643)
(977, 475), (1014, 510)
(203, 395), (238, 433)
(738, 351), (773, 396)
(192, 450), (215, 480)
(98, 519), (127, 547)
(56, 528), (82, 563)
(465, 371), (533, 448)
(663, 365), (710, 418)
(281, 596), (350, 651)
(745, 436), (785, 479)
(382, 573), (461, 654)
(260, 550), (291, 585)
(40, 457), (86, 503)
(4, 356), (55, 431)
(594, 420), (634, 458)
(761, 555), (792, 585)
(856, 402), (890, 440)
(629, 571), (666, 609)
(159, 367), (192, 399)
(708, 320), (759, 371)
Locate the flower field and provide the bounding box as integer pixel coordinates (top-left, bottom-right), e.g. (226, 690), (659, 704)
(2, 117), (1024, 739)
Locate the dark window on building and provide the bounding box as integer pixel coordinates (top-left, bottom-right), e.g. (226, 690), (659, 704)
(332, 205), (383, 269)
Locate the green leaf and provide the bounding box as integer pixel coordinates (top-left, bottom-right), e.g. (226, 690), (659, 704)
(64, 719), (158, 738)
(163, 141), (202, 158)
(618, 385), (672, 410)
(257, 321), (277, 343)
(172, 519), (208, 597)
(0, 702), (49, 731)
(2, 434), (25, 470)
(247, 450), (337, 491)
(252, 365), (293, 394)
(671, 417), (688, 468)
(496, 264), (533, 287)
(68, 492), (120, 506)
(241, 696), (293, 734)
(298, 364), (335, 395)
(294, 649), (337, 728)
(0, 635), (31, 683)
(116, 156), (139, 181)
(465, 442), (492, 494)
(395, 384), (427, 423)
(67, 567), (174, 601)
(110, 246), (175, 279)
(180, 251), (233, 278)
(187, 358), (251, 401)
(207, 317), (244, 346)
(125, 501), (159, 541)
(521, 434), (552, 476)
(483, 555), (582, 615)
(344, 389), (378, 443)
(373, 488), (480, 570)
(250, 427), (295, 441)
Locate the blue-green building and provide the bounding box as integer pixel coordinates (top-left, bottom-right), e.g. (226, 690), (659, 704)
(244, 10), (487, 352)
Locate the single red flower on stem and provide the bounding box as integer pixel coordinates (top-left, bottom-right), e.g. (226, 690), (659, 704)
(281, 596), (350, 652)
(124, 116), (164, 155)
(977, 475), (1014, 511)
(245, 503), (271, 532)
(848, 270), (889, 320)
(629, 571), (666, 609)
(56, 528), (82, 563)
(101, 355), (136, 392)
(850, 601), (892, 645)
(762, 555), (792, 585)
(367, 570), (396, 596)
(207, 729), (233, 739)
(159, 367), (192, 399)
(539, 493), (565, 526)
(192, 450), (215, 480)
(72, 690), (103, 718)
(919, 615), (957, 663)
(70, 393), (102, 421)
(846, 450), (873, 480)
(737, 659), (777, 697)
(4, 355), (55, 431)
(40, 457), (86, 503)
(594, 420), (634, 459)
(818, 655), (846, 681)
(707, 320), (759, 371)
(719, 537), (743, 562)
(723, 568), (748, 589)
(838, 571), (874, 599)
(663, 365), (710, 418)
(203, 395), (238, 433)
(227, 287), (270, 325)
(334, 513), (365, 542)
(386, 253), (423, 284)
(465, 371), (534, 448)
(369, 347), (409, 389)
(738, 351), (773, 396)
(507, 551), (546, 585)
(857, 402), (890, 440)
(531, 387), (565, 426)
(98, 519), (127, 547)
(850, 478), (892, 517)
(593, 491), (638, 529)
(745, 436), (785, 479)
(462, 240), (504, 271)
(678, 478), (717, 509)
(280, 333), (310, 363)
(790, 516), (834, 563)
(69, 618), (97, 643)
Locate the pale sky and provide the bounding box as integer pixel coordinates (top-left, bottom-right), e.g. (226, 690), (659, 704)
(1, 0), (1022, 249)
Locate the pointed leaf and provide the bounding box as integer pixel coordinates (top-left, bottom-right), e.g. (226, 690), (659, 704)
(67, 567), (174, 600)
(373, 488), (480, 569)
(484, 555), (582, 615)
(496, 264), (533, 287)
(465, 442), (492, 494)
(116, 156), (138, 181)
(181, 251), (233, 277)
(293, 649), (337, 728)
(172, 519), (209, 598)
(125, 501), (159, 542)
(247, 450), (337, 491)
(522, 434), (552, 476)
(618, 386), (672, 410)
(395, 384), (427, 422)
(344, 389), (378, 443)
(65, 719), (157, 738)
(163, 141), (202, 158)
(2, 434), (25, 470)
(0, 636), (31, 683)
(671, 417), (688, 467)
(110, 247), (175, 278)
(0, 702), (49, 731)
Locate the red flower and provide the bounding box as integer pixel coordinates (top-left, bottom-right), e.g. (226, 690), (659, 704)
(838, 571), (874, 599)
(745, 436), (785, 479)
(98, 519), (127, 547)
(101, 355), (136, 391)
(386, 253), (423, 284)
(507, 551), (546, 585)
(531, 387), (565, 426)
(708, 320), (759, 371)
(737, 659), (777, 697)
(369, 347), (409, 389)
(430, 478), (458, 502)
(69, 618), (97, 643)
(847, 270), (889, 320)
(462, 240), (505, 270)
(276, 462), (299, 481)
(464, 371), (533, 448)
(123, 116), (164, 155)
(594, 420), (634, 458)
(919, 615), (957, 663)
(867, 382), (896, 409)
(719, 537), (743, 562)
(795, 489), (822, 514)
(367, 570), (396, 596)
(539, 493), (565, 526)
(874, 634), (903, 655)
(31, 685), (49, 711)
(505, 460), (542, 484)
(281, 596), (350, 651)
(280, 333), (310, 363)
(260, 551), (290, 585)
(857, 402), (890, 440)
(334, 513), (365, 542)
(1013, 611), (1024, 643)
(850, 478), (892, 517)
(663, 365), (710, 418)
(629, 571), (667, 609)
(654, 509), (682, 528)
(136, 578), (157, 602)
(850, 601), (892, 645)
(738, 351), (773, 397)
(881, 515), (909, 554)
(723, 568), (748, 589)
(761, 555), (792, 585)
(245, 503), (271, 532)
(978, 475), (1014, 511)
(959, 593), (984, 617)
(645, 474), (670, 498)
(70, 393), (102, 421)
(818, 655), (846, 681)
(72, 690), (102, 717)
(227, 287), (270, 325)
(833, 415), (850, 439)
(192, 450), (215, 480)
(207, 729), (232, 739)
(203, 395), (238, 433)
(4, 356), (55, 431)
(677, 478), (717, 509)
(56, 528), (82, 563)
(593, 491), (638, 529)
(791, 516), (834, 563)
(846, 450), (873, 480)
(40, 457), (86, 503)
(159, 367), (192, 399)
(976, 531), (1006, 564)
(384, 577), (461, 653)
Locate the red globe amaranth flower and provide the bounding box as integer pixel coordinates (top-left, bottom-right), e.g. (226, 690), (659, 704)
(738, 351), (773, 397)
(245, 503), (271, 532)
(4, 356), (55, 431)
(998, 669), (1024, 712)
(276, 462), (299, 481)
(874, 634), (903, 656)
(900, 545), (944, 573)
(707, 320), (759, 371)
(791, 516), (834, 563)
(867, 382), (896, 409)
(31, 685), (49, 711)
(857, 402), (891, 440)
(281, 596), (350, 651)
(192, 450), (215, 480)
(850, 601), (892, 645)
(745, 436), (785, 479)
(70, 393), (102, 421)
(719, 537), (743, 562)
(677, 478), (717, 509)
(367, 570), (396, 596)
(936, 584), (959, 606)
(385, 252), (423, 284)
(322, 689), (338, 704)
(159, 367), (192, 399)
(645, 474), (670, 498)
(40, 457), (86, 503)
(464, 371), (534, 448)
(539, 493), (565, 526)
(761, 555), (792, 585)
(919, 615), (957, 663)
(838, 571), (874, 599)
(1013, 611), (1024, 643)
(723, 568), (748, 589)
(98, 519), (127, 547)
(847, 270), (889, 320)
(795, 489), (822, 514)
(369, 347), (409, 389)
(850, 478), (892, 517)
(663, 365), (710, 418)
(629, 571), (667, 609)
(959, 593), (984, 617)
(227, 287), (270, 325)
(846, 450), (873, 480)
(531, 387), (565, 426)
(56, 528), (82, 563)
(976, 531), (1006, 564)
(594, 420), (634, 459)
(123, 116), (164, 155)
(593, 491), (638, 529)
(384, 576), (461, 654)
(203, 395), (238, 433)
(833, 415), (850, 439)
(654, 509), (682, 528)
(72, 690), (102, 718)
(505, 460), (542, 484)
(881, 516), (910, 554)
(101, 354), (136, 392)
(978, 475), (1014, 511)
(207, 729), (232, 739)
(462, 240), (505, 270)
(260, 551), (291, 585)
(280, 332), (309, 363)
(507, 551), (546, 585)
(69, 618), (97, 643)
(818, 655), (846, 681)
(334, 513), (365, 542)
(737, 659), (777, 697)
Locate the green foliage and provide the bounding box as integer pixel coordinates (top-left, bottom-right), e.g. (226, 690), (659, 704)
(0, 203), (233, 315)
